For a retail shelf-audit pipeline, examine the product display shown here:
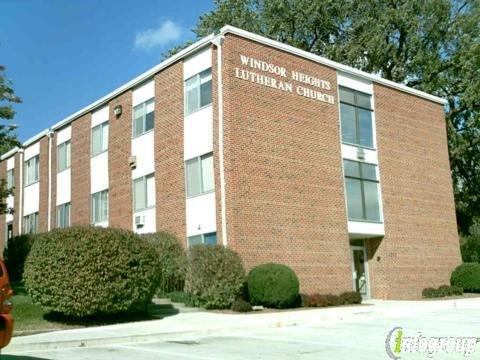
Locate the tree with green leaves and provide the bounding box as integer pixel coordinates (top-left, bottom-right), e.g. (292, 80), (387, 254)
(193, 0), (480, 234)
(0, 65), (21, 215)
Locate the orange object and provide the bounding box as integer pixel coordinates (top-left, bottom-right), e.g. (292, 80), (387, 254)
(0, 260), (14, 349)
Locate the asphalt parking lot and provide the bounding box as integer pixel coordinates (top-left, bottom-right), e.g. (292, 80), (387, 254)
(3, 304), (480, 360)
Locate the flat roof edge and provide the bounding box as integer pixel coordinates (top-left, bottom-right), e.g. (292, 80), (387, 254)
(0, 147), (20, 161)
(220, 25), (447, 105)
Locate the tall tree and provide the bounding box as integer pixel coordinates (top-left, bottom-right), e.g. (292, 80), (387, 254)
(194, 0), (480, 234)
(0, 65), (21, 214)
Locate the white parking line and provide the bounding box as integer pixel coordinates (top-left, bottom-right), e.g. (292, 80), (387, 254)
(113, 344), (218, 360)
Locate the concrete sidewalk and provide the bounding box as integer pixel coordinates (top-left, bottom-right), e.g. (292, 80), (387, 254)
(6, 297), (480, 354)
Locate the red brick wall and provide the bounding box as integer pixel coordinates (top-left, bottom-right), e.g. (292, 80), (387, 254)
(221, 35), (353, 294)
(13, 153), (21, 236)
(369, 84), (461, 299)
(71, 114), (91, 225)
(154, 63), (187, 243)
(109, 91), (133, 229)
(50, 133), (57, 229)
(38, 136), (50, 232)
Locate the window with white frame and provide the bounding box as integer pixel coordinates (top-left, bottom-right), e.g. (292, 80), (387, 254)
(187, 232), (217, 247)
(343, 160), (381, 222)
(57, 202), (71, 228)
(185, 153), (214, 197)
(23, 212), (38, 234)
(91, 190), (109, 224)
(24, 156), (39, 186)
(91, 122), (109, 157)
(133, 173), (155, 212)
(133, 99), (154, 138)
(6, 169), (14, 190)
(339, 87), (374, 148)
(185, 68), (212, 115)
(57, 141), (71, 172)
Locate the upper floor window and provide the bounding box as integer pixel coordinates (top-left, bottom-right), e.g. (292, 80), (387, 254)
(185, 153), (214, 198)
(133, 99), (154, 138)
(57, 141), (71, 172)
(6, 169), (14, 190)
(185, 68), (212, 115)
(91, 122), (109, 157)
(23, 212), (38, 234)
(24, 155), (39, 186)
(187, 232), (217, 247)
(339, 87), (374, 149)
(133, 173), (155, 212)
(91, 190), (109, 224)
(57, 202), (71, 228)
(344, 160), (381, 222)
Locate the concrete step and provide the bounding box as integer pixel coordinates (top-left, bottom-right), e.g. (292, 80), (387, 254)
(151, 298), (203, 314)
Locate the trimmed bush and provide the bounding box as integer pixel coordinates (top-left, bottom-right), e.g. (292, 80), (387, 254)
(4, 234), (36, 282)
(303, 293), (329, 307)
(142, 232), (187, 294)
(422, 285), (464, 298)
(185, 245), (246, 309)
(325, 294), (343, 306)
(24, 226), (160, 317)
(451, 263), (480, 293)
(339, 291), (362, 305)
(247, 263), (299, 309)
(460, 235), (480, 263)
(231, 299), (253, 312)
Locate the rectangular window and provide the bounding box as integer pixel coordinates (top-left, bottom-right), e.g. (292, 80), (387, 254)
(91, 190), (109, 224)
(57, 141), (71, 172)
(133, 173), (155, 212)
(344, 160), (381, 222)
(133, 99), (154, 138)
(187, 232), (217, 247)
(57, 202), (71, 228)
(339, 87), (374, 148)
(23, 212), (38, 234)
(91, 122), (109, 157)
(24, 156), (39, 186)
(185, 68), (212, 115)
(6, 169), (14, 190)
(185, 153), (214, 197)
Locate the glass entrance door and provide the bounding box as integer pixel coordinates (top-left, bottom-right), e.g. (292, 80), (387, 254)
(351, 246), (368, 297)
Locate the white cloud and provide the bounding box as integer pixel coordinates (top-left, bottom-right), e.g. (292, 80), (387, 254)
(134, 20), (183, 51)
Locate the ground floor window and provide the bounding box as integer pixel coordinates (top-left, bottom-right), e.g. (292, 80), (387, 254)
(187, 232), (217, 247)
(133, 173), (155, 212)
(23, 212), (39, 234)
(91, 190), (109, 224)
(57, 202), (71, 228)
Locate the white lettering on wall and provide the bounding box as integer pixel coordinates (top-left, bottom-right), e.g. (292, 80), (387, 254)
(234, 54), (335, 105)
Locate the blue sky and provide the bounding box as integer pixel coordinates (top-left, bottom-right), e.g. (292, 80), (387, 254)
(0, 0), (214, 142)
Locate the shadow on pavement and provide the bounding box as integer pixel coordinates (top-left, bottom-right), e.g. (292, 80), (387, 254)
(1, 355), (52, 360)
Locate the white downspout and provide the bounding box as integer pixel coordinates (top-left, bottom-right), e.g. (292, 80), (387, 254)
(211, 35), (228, 246)
(18, 149), (24, 234)
(47, 130), (53, 231)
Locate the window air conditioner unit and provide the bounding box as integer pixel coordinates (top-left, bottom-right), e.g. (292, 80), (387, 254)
(135, 215), (145, 228)
(129, 156), (137, 169)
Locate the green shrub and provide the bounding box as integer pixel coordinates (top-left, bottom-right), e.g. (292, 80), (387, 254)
(166, 291), (202, 307)
(460, 235), (480, 263)
(422, 285), (464, 298)
(185, 245), (246, 309)
(339, 291), (362, 305)
(231, 299), (253, 312)
(247, 263), (299, 309)
(325, 294), (343, 306)
(24, 226), (160, 317)
(142, 232), (187, 295)
(4, 234), (36, 282)
(451, 263), (480, 293)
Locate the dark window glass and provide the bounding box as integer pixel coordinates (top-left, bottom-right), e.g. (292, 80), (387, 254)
(204, 232), (217, 245)
(344, 160), (360, 178)
(345, 178), (363, 220)
(340, 103), (357, 145)
(339, 87), (355, 105)
(356, 92), (372, 109)
(358, 109), (373, 148)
